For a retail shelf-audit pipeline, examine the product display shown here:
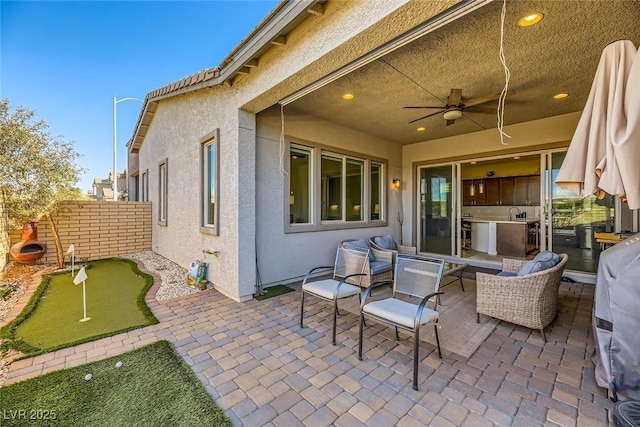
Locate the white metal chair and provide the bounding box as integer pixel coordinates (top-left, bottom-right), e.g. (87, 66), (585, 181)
(300, 246), (369, 345)
(358, 255), (445, 390)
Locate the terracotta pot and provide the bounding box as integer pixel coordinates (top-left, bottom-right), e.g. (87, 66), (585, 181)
(21, 221), (38, 241)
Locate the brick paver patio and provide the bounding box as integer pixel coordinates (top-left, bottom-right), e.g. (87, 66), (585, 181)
(4, 264), (611, 426)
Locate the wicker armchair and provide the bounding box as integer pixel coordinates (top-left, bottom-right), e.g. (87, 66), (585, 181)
(476, 253), (568, 342)
(340, 239), (393, 288)
(369, 235), (417, 268)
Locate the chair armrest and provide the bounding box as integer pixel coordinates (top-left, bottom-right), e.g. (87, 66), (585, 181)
(397, 244), (417, 255)
(302, 266), (333, 285)
(414, 291), (444, 327)
(370, 247), (393, 263)
(502, 258), (527, 273)
(361, 279), (393, 306)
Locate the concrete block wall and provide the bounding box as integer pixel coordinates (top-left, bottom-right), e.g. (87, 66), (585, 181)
(9, 201), (152, 264)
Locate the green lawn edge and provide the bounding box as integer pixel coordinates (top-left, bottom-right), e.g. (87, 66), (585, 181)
(0, 340), (233, 427)
(0, 258), (159, 359)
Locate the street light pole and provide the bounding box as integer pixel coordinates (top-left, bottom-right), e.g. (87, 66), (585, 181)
(113, 96), (143, 201)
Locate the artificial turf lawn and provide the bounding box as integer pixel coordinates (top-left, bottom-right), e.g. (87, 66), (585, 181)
(2, 258), (157, 355)
(0, 340), (232, 427)
(254, 284), (295, 300)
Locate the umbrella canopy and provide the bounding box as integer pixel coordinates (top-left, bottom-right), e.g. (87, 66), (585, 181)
(555, 40), (639, 207)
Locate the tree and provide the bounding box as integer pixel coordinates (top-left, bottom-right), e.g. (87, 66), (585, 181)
(0, 99), (85, 268)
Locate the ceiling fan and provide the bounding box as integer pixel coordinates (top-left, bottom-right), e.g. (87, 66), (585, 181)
(405, 88), (514, 126)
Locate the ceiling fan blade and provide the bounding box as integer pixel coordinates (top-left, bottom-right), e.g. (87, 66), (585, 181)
(448, 88), (462, 106)
(408, 110), (443, 124)
(464, 89), (514, 108)
(464, 105), (497, 114)
(446, 119), (456, 126)
(403, 106), (445, 109)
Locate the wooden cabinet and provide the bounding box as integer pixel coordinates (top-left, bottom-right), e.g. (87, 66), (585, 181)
(485, 179), (500, 205)
(499, 177), (514, 206)
(463, 175), (539, 206)
(514, 176), (540, 206)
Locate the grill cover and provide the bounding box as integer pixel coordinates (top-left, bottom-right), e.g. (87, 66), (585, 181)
(593, 232), (640, 400)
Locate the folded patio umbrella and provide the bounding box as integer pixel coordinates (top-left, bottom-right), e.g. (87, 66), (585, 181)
(555, 40), (637, 204)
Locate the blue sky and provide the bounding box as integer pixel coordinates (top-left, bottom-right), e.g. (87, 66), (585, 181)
(1, 0), (279, 192)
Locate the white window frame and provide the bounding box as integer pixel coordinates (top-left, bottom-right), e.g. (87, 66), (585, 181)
(158, 159), (168, 226)
(286, 138), (387, 233)
(201, 129), (220, 236)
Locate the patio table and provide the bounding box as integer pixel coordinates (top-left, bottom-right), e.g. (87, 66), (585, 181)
(401, 255), (468, 292)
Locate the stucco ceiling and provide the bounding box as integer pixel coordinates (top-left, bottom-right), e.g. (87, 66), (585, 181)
(286, 0), (640, 145)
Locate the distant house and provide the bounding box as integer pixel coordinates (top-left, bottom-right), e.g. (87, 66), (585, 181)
(127, 0), (640, 301)
(92, 171), (128, 201)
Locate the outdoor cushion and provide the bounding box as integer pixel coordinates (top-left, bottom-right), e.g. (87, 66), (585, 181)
(374, 234), (397, 250)
(517, 252), (560, 276)
(533, 251), (560, 264)
(497, 271), (518, 277)
(302, 279), (361, 299)
(363, 298), (438, 328)
(343, 239), (374, 262)
(370, 260), (393, 275)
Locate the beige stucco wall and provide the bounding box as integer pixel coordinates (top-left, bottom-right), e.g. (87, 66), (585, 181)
(135, 0), (459, 301)
(255, 106), (403, 286)
(401, 111), (582, 245)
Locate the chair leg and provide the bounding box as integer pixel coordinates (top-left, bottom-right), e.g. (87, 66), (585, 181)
(300, 291), (305, 328)
(540, 328), (546, 343)
(413, 327), (420, 391)
(434, 323), (442, 359)
(358, 313), (365, 361)
(332, 298), (338, 346)
(476, 313), (480, 324)
(395, 326), (400, 341)
(459, 274), (465, 292)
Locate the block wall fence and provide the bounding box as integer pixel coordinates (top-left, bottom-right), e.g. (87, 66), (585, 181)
(0, 192), (9, 271)
(8, 201), (152, 265)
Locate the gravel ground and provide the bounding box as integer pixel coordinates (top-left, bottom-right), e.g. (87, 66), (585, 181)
(123, 250), (200, 300)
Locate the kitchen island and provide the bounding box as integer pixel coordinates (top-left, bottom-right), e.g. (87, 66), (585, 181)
(464, 218), (540, 257)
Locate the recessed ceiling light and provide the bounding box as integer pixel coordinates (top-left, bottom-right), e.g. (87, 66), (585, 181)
(471, 161), (477, 165)
(342, 93), (354, 100)
(417, 127), (426, 132)
(553, 93), (569, 99)
(513, 156), (520, 160)
(518, 12), (543, 27)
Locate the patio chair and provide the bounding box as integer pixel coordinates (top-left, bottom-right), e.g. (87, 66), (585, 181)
(358, 255), (445, 391)
(340, 239), (393, 288)
(369, 234), (417, 267)
(300, 245), (369, 345)
(476, 252), (568, 342)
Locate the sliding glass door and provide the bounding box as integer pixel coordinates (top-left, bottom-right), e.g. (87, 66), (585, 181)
(418, 164), (455, 255)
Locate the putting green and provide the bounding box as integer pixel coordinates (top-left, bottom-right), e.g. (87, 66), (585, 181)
(12, 258), (156, 352)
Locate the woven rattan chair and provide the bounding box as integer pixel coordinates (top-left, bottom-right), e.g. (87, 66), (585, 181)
(300, 246), (369, 345)
(358, 255), (445, 391)
(369, 235), (417, 267)
(340, 239), (393, 288)
(476, 253), (568, 342)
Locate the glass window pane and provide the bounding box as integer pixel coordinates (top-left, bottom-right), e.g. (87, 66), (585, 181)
(290, 146), (311, 224)
(321, 154), (343, 221)
(346, 158), (364, 222)
(371, 163), (382, 221)
(159, 162), (167, 222)
(204, 142), (216, 226)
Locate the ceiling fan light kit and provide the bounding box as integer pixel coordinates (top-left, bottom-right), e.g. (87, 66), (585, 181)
(443, 109), (463, 120)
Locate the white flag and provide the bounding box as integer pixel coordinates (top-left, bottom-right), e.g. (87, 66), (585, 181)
(66, 244), (75, 255)
(73, 266), (88, 285)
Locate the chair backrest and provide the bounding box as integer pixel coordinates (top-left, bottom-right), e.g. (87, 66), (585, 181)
(334, 246), (369, 287)
(393, 256), (445, 300)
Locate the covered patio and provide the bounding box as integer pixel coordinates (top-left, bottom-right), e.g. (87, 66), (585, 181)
(6, 263), (609, 426)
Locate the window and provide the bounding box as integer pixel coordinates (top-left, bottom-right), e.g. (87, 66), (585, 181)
(158, 159), (167, 226)
(141, 170), (149, 202)
(370, 162), (382, 220)
(289, 146), (311, 224)
(201, 130), (219, 235)
(288, 141), (386, 232)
